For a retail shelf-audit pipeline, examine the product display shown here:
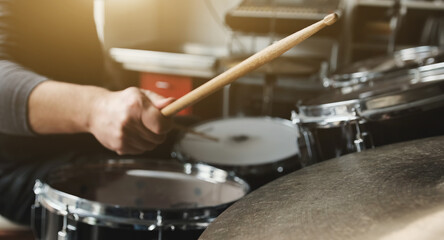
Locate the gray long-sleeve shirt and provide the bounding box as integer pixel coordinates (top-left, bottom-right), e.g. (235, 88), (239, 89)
(0, 0), (105, 136)
(0, 61), (47, 135)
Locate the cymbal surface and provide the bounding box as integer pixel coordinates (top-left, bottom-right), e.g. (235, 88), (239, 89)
(199, 136), (444, 240)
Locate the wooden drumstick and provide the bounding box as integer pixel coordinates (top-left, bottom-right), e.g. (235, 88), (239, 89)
(161, 13), (339, 117)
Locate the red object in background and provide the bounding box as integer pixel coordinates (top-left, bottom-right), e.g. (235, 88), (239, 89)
(140, 73), (193, 115)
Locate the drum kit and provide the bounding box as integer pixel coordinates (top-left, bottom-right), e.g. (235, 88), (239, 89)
(31, 35), (444, 240)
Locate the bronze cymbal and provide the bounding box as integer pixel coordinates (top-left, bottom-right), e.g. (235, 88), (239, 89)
(200, 136), (444, 240)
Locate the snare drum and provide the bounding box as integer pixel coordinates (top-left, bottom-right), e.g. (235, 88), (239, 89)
(32, 158), (249, 240)
(294, 66), (444, 165)
(324, 46), (443, 88)
(173, 117), (301, 189)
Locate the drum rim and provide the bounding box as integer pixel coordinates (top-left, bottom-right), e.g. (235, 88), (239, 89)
(33, 159), (250, 230)
(360, 81), (444, 120)
(341, 62), (444, 95)
(172, 116), (300, 167)
(297, 62), (444, 126)
(326, 46), (442, 88)
(295, 99), (361, 127)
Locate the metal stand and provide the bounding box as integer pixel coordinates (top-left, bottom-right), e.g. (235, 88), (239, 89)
(262, 74), (276, 116)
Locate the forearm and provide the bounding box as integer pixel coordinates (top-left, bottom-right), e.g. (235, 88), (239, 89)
(28, 80), (109, 134)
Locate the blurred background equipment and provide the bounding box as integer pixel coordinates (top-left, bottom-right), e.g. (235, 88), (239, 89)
(103, 0), (444, 121)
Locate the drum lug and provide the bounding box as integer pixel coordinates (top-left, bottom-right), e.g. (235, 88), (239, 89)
(291, 111), (300, 125)
(352, 108), (373, 152)
(58, 206), (77, 240)
(354, 136), (365, 152)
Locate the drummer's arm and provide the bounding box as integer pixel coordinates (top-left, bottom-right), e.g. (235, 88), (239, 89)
(0, 1), (173, 155)
(28, 80), (174, 155)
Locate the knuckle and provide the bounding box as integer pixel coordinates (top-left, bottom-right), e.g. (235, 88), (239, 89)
(124, 87), (140, 95)
(126, 97), (141, 111)
(123, 88), (143, 109)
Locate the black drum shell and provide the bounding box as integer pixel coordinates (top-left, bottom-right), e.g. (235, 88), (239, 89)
(33, 207), (203, 240)
(296, 73), (444, 164)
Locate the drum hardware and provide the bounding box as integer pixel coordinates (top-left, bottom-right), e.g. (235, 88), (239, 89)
(198, 136), (444, 240)
(32, 159), (249, 240)
(57, 206), (77, 240)
(31, 186), (43, 240)
(387, 0), (406, 53)
(338, 61), (444, 95)
(324, 46), (443, 89)
(351, 108), (371, 153)
(262, 74), (276, 116)
(292, 102), (374, 165)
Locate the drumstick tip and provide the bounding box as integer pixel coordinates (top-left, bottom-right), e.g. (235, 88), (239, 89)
(323, 13), (339, 26)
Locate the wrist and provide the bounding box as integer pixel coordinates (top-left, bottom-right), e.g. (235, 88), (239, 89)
(84, 86), (111, 134)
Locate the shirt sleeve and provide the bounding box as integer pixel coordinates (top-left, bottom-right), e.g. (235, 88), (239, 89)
(0, 1), (48, 136)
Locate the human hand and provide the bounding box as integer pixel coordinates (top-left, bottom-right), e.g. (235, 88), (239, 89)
(88, 87), (174, 155)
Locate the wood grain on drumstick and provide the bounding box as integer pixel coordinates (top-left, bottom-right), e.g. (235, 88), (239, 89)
(161, 13), (339, 117)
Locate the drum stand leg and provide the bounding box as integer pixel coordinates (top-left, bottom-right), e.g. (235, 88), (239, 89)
(262, 74), (276, 116)
(222, 84), (231, 118)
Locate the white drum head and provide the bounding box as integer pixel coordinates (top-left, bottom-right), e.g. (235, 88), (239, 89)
(176, 118), (299, 166)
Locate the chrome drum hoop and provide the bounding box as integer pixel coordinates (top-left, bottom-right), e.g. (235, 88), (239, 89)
(324, 46), (443, 88)
(360, 80), (444, 121)
(295, 99), (364, 128)
(33, 159), (250, 231)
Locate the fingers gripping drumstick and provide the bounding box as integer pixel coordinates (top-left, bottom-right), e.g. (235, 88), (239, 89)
(161, 13), (339, 117)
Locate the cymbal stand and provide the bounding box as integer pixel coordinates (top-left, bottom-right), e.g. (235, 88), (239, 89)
(262, 74), (276, 116)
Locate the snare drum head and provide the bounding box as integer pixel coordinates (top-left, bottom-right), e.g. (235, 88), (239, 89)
(175, 118), (299, 166)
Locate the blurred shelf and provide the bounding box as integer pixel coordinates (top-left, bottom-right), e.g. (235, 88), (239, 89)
(110, 46), (217, 78)
(357, 0), (444, 10)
